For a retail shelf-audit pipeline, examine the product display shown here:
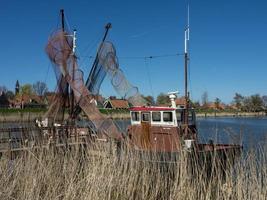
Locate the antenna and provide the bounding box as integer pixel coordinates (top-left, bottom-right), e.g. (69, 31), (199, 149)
(184, 4), (190, 54)
(72, 29), (77, 54)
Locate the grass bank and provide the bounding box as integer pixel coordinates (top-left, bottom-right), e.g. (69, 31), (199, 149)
(0, 146), (266, 199)
(0, 108), (266, 122)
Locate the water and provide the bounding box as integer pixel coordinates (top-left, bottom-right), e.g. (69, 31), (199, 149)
(1, 117), (267, 150)
(197, 117), (267, 149)
(114, 117), (267, 150)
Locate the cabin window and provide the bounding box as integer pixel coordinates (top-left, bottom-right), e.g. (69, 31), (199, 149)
(131, 112), (140, 121)
(152, 112), (161, 122)
(142, 112), (150, 122)
(163, 112), (173, 122)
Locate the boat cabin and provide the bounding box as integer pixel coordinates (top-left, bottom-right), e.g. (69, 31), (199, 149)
(130, 107), (196, 127)
(127, 106), (197, 152)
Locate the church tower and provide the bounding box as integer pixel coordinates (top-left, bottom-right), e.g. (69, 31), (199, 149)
(15, 80), (20, 95)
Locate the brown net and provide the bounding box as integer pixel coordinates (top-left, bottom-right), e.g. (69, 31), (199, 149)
(45, 29), (122, 140)
(85, 41), (146, 106)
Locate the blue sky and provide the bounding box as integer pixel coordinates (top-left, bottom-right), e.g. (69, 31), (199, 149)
(0, 0), (266, 103)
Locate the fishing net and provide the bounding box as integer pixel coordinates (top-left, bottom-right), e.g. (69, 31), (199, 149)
(87, 41), (146, 106)
(45, 29), (122, 140)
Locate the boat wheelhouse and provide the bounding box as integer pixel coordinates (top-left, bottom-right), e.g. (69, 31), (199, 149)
(127, 93), (198, 152)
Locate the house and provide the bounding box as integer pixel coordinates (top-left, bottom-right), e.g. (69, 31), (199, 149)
(175, 97), (186, 109)
(103, 98), (129, 109)
(12, 94), (46, 109)
(206, 102), (226, 110)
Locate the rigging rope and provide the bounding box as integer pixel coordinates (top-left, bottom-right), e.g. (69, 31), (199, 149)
(144, 58), (155, 102)
(79, 52), (184, 60)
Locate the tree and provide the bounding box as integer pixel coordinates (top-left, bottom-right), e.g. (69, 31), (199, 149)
(143, 95), (155, 106)
(262, 95), (267, 109)
(156, 93), (170, 105)
(250, 94), (263, 112)
(214, 97), (221, 110)
(192, 101), (200, 109)
(5, 90), (15, 100)
(233, 93), (244, 110)
(20, 84), (33, 95)
(201, 91), (208, 108)
(33, 81), (48, 96)
(0, 85), (7, 94)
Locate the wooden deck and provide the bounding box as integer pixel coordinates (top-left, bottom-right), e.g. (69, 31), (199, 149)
(0, 125), (115, 159)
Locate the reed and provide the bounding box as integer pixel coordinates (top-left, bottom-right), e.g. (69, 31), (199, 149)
(0, 145), (266, 200)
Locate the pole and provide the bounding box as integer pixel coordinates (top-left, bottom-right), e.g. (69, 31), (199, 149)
(72, 23), (112, 118)
(85, 23), (112, 86)
(184, 5), (190, 136)
(60, 9), (65, 31)
(60, 9), (69, 122)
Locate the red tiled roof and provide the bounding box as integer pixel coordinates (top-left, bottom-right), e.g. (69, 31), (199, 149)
(110, 99), (129, 109)
(175, 97), (186, 105)
(14, 94), (43, 104)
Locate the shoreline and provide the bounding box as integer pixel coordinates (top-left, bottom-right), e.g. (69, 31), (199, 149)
(0, 111), (266, 122)
(196, 111), (266, 118)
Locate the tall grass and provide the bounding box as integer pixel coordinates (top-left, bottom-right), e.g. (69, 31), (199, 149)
(0, 145), (266, 200)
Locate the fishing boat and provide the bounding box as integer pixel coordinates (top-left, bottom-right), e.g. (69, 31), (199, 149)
(126, 8), (242, 164)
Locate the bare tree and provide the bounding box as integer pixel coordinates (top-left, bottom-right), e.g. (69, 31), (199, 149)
(0, 85), (7, 94)
(33, 81), (48, 96)
(233, 93), (244, 110)
(201, 91), (208, 108)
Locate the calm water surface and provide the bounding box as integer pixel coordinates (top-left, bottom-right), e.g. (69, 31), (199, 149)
(1, 117), (267, 150)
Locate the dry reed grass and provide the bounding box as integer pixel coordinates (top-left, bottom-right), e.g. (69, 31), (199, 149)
(0, 144), (266, 200)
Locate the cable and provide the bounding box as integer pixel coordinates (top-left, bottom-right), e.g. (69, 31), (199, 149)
(144, 58), (155, 101)
(79, 52), (184, 60)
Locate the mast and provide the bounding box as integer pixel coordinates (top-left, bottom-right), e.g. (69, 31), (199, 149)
(72, 23), (112, 118)
(60, 9), (65, 32)
(70, 29), (77, 119)
(60, 9), (69, 122)
(85, 23), (112, 86)
(184, 5), (190, 134)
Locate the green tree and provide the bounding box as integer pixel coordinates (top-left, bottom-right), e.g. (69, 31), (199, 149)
(143, 95), (155, 106)
(214, 97), (221, 110)
(20, 84), (34, 95)
(156, 93), (170, 105)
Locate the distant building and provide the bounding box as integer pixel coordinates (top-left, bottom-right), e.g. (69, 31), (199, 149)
(175, 97), (186, 109)
(205, 102), (226, 110)
(15, 80), (20, 95)
(12, 94), (46, 109)
(103, 98), (129, 109)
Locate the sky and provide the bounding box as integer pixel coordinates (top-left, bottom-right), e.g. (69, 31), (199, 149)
(0, 0), (266, 103)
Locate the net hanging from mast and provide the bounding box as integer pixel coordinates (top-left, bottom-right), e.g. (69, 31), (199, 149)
(45, 29), (122, 140)
(87, 41), (146, 106)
